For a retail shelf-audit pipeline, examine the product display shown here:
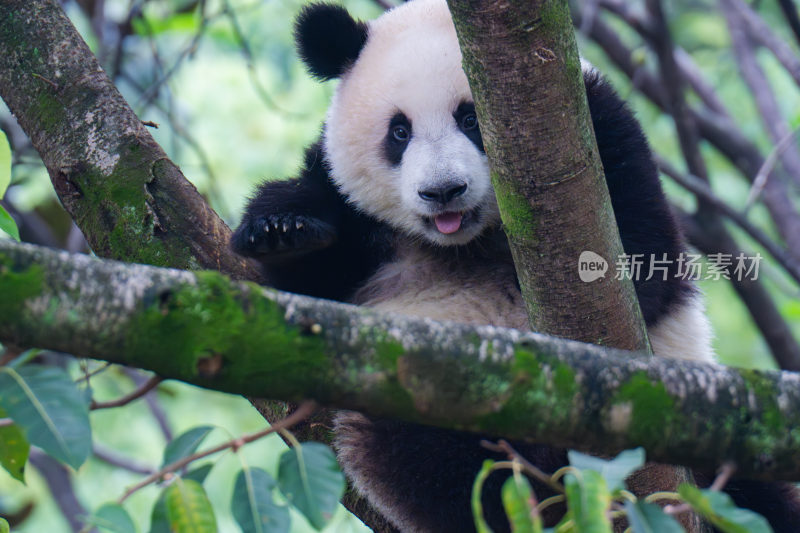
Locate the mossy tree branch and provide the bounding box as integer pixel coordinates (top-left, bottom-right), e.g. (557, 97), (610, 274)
(0, 0), (259, 281)
(2, 239), (800, 481)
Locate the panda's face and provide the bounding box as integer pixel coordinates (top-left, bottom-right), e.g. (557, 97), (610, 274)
(322, 0), (500, 246)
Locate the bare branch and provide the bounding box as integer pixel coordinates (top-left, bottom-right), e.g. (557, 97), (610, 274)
(89, 376), (163, 410)
(656, 155), (800, 287)
(721, 0), (800, 187)
(730, 0), (800, 89)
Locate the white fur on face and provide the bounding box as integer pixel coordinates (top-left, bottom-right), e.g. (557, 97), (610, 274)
(323, 0), (500, 245)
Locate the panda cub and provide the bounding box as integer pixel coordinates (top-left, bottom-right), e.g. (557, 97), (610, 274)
(232, 0), (800, 531)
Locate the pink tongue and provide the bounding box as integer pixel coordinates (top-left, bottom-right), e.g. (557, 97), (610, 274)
(434, 212), (463, 234)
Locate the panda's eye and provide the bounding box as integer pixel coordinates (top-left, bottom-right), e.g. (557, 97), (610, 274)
(461, 113), (478, 131)
(392, 125), (409, 142)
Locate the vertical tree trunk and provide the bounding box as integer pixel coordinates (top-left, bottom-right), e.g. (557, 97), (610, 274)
(446, 1), (703, 530)
(447, 0), (648, 351)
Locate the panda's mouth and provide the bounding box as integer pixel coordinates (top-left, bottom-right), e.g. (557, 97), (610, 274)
(426, 208), (480, 235)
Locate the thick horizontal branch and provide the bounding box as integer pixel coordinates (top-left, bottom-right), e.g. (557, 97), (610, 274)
(2, 240), (800, 480)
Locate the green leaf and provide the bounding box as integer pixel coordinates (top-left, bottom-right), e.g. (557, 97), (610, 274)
(149, 467), (213, 533)
(564, 470), (613, 533)
(567, 448), (645, 493)
(501, 473), (541, 533)
(184, 464), (214, 485)
(232, 467), (291, 533)
(164, 478), (218, 533)
(0, 406), (29, 482)
(86, 502), (137, 533)
(162, 426), (214, 468)
(148, 491), (170, 533)
(624, 501), (684, 533)
(0, 365), (91, 469)
(0, 205), (19, 242)
(678, 484), (773, 533)
(0, 517), (8, 533)
(0, 130), (11, 197)
(277, 442), (345, 530)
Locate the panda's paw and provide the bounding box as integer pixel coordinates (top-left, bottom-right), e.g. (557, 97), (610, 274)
(234, 214), (337, 259)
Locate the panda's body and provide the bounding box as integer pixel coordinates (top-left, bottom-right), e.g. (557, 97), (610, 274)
(232, 0), (800, 531)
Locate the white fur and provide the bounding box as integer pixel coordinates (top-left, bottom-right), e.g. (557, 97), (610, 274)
(648, 295), (716, 363)
(324, 0), (499, 246)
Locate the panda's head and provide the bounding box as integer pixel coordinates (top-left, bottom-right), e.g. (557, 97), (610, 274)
(295, 0), (499, 246)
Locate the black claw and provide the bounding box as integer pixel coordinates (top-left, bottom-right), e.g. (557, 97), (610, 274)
(232, 213), (337, 259)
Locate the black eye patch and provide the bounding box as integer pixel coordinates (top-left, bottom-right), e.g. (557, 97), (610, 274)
(383, 112), (412, 166)
(453, 102), (484, 152)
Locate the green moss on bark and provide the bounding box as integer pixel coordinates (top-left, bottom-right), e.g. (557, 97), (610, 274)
(0, 259), (44, 319)
(608, 373), (676, 444)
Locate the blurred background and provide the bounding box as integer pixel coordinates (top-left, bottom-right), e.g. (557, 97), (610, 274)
(1, 0), (799, 531)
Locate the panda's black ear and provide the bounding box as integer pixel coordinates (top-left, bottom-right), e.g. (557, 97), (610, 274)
(294, 3), (369, 81)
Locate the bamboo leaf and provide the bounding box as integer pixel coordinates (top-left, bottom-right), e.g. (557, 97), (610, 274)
(164, 478), (218, 533)
(232, 467), (291, 533)
(277, 442), (344, 530)
(0, 365), (91, 469)
(0, 406), (29, 482)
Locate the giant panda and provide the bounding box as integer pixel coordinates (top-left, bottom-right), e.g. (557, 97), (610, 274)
(232, 0), (800, 531)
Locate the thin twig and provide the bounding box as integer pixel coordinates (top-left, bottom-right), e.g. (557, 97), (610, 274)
(709, 462), (737, 491)
(721, 0), (800, 186)
(481, 439), (565, 494)
(747, 128), (799, 211)
(730, 0), (800, 90)
(90, 376), (163, 410)
(117, 401), (316, 503)
(93, 444), (156, 476)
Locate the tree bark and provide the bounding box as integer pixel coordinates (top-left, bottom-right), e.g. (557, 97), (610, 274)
(3, 240), (800, 481)
(447, 0), (648, 351)
(0, 0), (259, 281)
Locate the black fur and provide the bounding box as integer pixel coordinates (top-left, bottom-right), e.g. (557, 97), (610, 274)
(294, 3), (369, 81)
(232, 143), (392, 300)
(384, 112), (412, 166)
(232, 65), (800, 533)
(454, 101), (485, 152)
(583, 71), (694, 325)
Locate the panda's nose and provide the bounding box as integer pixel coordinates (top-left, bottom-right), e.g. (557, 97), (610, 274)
(418, 182), (468, 204)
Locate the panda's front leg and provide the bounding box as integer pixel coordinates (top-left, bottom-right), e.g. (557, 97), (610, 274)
(232, 209), (338, 261)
